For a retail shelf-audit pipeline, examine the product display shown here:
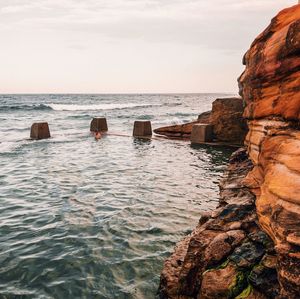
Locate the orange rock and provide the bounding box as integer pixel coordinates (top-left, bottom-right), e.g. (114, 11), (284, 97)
(239, 4), (300, 297)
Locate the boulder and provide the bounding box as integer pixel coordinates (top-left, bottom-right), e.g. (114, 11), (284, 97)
(199, 263), (247, 299)
(209, 97), (247, 144)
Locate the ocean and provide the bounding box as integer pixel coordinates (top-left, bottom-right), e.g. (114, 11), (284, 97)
(0, 94), (235, 298)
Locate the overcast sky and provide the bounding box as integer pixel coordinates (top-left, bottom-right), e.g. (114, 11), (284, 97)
(0, 0), (296, 93)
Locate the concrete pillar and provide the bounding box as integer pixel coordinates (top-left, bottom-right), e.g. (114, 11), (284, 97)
(30, 122), (51, 140)
(191, 124), (213, 144)
(90, 118), (108, 132)
(133, 121), (152, 137)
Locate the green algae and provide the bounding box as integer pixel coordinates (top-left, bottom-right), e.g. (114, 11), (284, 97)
(235, 284), (253, 299)
(229, 271), (247, 298)
(202, 259), (230, 276)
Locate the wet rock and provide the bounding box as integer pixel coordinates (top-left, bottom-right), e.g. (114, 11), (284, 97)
(204, 230), (246, 267)
(199, 262), (247, 299)
(158, 149), (269, 298)
(248, 263), (279, 298)
(236, 285), (267, 299)
(229, 240), (265, 269)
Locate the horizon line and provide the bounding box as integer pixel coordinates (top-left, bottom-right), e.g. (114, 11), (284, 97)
(0, 91), (238, 95)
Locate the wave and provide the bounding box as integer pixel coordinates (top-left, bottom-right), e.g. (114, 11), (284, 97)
(46, 103), (159, 111)
(0, 102), (160, 112)
(0, 104), (51, 111)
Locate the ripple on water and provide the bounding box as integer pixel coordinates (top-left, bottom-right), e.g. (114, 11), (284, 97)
(0, 94), (234, 298)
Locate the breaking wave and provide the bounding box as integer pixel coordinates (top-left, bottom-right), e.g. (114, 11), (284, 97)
(46, 103), (159, 111)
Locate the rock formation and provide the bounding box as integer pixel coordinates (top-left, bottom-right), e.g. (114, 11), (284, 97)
(209, 98), (247, 144)
(239, 4), (300, 298)
(158, 150), (279, 298)
(158, 4), (300, 299)
(154, 98), (247, 145)
(153, 111), (211, 139)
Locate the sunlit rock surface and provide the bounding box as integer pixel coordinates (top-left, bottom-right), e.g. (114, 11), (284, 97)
(239, 4), (300, 298)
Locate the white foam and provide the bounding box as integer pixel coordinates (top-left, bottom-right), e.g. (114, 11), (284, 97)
(46, 103), (156, 111)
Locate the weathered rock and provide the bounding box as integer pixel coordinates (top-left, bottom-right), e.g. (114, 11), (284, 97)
(158, 149), (277, 298)
(229, 240), (265, 269)
(154, 111), (211, 139)
(209, 97), (248, 144)
(204, 230), (245, 267)
(238, 4), (300, 298)
(197, 111), (211, 123)
(199, 262), (247, 299)
(248, 263), (279, 298)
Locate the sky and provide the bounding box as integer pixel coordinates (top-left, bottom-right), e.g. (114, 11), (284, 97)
(0, 0), (296, 94)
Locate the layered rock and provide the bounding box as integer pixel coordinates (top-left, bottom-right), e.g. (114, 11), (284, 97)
(239, 4), (300, 298)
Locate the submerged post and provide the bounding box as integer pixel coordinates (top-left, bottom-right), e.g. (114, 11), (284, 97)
(90, 118), (108, 132)
(30, 122), (51, 140)
(133, 121), (152, 137)
(191, 124), (213, 144)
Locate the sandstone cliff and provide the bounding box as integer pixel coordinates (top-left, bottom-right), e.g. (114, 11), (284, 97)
(158, 4), (300, 299)
(239, 4), (300, 298)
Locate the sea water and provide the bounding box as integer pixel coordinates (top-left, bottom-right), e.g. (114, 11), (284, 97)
(0, 94), (235, 298)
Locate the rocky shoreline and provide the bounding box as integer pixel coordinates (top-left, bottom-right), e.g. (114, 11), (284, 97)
(158, 149), (279, 298)
(158, 4), (300, 298)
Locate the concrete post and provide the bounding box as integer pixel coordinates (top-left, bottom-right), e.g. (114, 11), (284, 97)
(133, 121), (152, 137)
(30, 122), (51, 140)
(90, 118), (108, 132)
(191, 124), (213, 144)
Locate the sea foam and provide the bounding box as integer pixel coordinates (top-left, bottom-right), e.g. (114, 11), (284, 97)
(46, 103), (158, 111)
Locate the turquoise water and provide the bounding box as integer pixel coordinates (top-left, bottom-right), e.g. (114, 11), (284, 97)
(0, 94), (234, 298)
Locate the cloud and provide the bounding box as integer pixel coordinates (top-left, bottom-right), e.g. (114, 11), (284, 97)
(0, 0), (296, 93)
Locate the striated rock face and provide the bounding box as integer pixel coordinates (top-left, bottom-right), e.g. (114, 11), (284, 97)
(209, 97), (247, 144)
(238, 4), (300, 298)
(158, 149), (279, 299)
